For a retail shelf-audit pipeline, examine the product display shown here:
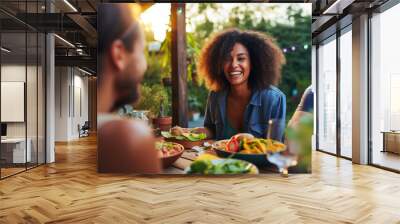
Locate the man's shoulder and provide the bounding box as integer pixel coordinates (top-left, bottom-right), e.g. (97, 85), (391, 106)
(303, 86), (314, 98)
(99, 119), (152, 139)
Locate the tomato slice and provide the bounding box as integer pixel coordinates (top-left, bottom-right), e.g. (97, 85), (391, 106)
(226, 136), (239, 152)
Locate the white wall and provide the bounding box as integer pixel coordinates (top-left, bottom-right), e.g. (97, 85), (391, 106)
(1, 64), (45, 164)
(1, 65), (38, 138)
(72, 73), (89, 138)
(1, 65), (26, 141)
(317, 38), (337, 154)
(55, 67), (89, 141)
(55, 66), (70, 141)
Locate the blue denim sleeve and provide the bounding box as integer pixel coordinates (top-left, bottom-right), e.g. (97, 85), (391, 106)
(203, 92), (216, 136)
(271, 93), (286, 142)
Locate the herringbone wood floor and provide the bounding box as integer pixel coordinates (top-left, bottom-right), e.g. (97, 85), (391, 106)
(1, 135), (400, 224)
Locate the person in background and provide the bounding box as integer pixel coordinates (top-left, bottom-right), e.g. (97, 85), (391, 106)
(192, 28), (287, 141)
(97, 4), (161, 173)
(287, 85), (314, 129)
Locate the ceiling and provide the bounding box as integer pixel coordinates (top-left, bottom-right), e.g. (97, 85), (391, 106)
(310, 0), (390, 40)
(0, 0), (148, 73)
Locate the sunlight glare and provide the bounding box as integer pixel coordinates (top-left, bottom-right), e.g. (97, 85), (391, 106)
(140, 4), (171, 42)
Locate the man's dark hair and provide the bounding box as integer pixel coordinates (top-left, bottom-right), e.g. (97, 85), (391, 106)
(198, 28), (286, 92)
(97, 4), (140, 77)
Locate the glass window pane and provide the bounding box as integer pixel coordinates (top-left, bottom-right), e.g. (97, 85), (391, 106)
(1, 30), (27, 177)
(27, 30), (38, 169)
(317, 36), (337, 154)
(340, 29), (352, 158)
(371, 3), (400, 171)
(1, 1), (46, 179)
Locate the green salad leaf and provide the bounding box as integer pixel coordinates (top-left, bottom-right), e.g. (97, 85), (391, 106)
(188, 159), (212, 174)
(181, 132), (207, 141)
(161, 131), (206, 141)
(187, 159), (251, 174)
(161, 131), (174, 138)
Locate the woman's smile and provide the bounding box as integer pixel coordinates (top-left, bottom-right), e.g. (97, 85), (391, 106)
(228, 71), (244, 79)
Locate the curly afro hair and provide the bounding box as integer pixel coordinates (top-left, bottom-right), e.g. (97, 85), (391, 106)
(198, 28), (286, 92)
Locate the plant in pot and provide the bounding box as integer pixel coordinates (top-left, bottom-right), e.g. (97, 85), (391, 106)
(153, 98), (172, 132)
(135, 84), (172, 132)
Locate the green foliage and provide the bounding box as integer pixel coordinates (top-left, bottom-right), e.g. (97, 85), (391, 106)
(188, 95), (202, 112)
(187, 32), (202, 83)
(139, 7), (209, 117)
(142, 54), (166, 85)
(135, 84), (171, 118)
(136, 39), (172, 118)
(188, 81), (208, 114)
(159, 30), (172, 79)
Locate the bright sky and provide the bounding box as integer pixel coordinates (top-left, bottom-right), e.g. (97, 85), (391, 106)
(140, 3), (171, 42)
(140, 3), (311, 42)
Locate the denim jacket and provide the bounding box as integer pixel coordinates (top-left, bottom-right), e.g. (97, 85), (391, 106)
(203, 86), (286, 141)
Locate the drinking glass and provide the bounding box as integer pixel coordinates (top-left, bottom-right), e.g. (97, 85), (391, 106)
(265, 119), (298, 177)
(266, 152), (298, 177)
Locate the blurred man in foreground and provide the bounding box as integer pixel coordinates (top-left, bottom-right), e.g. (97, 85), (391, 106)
(97, 4), (161, 173)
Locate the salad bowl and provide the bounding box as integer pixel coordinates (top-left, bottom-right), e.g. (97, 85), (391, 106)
(212, 133), (286, 166)
(156, 141), (185, 168)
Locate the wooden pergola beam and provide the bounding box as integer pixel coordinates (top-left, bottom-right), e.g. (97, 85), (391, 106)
(171, 3), (188, 127)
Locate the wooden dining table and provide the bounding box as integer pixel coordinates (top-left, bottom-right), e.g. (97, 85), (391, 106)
(160, 139), (279, 174)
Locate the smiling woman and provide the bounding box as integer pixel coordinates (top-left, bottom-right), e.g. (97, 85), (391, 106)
(198, 28), (285, 92)
(195, 28), (287, 141)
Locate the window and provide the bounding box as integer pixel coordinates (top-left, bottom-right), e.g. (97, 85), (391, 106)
(0, 1), (46, 179)
(370, 3), (400, 171)
(339, 28), (352, 158)
(317, 35), (337, 154)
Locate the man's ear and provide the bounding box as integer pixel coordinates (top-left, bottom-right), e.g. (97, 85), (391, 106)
(110, 40), (126, 72)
